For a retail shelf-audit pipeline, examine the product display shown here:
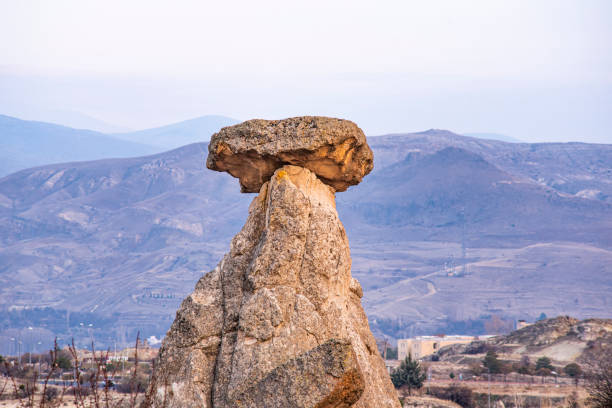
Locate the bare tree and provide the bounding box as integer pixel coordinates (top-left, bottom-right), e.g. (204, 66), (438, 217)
(585, 353), (612, 408)
(68, 333), (144, 408)
(1, 339), (68, 408)
(141, 358), (170, 408)
(1, 336), (148, 408)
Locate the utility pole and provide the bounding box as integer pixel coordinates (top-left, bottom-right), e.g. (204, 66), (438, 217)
(28, 327), (33, 364)
(488, 370), (491, 408)
(382, 337), (388, 360)
(37, 342), (42, 374)
(88, 323), (94, 345)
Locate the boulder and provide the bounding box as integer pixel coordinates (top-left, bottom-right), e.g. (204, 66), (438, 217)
(227, 339), (365, 408)
(206, 116), (373, 192)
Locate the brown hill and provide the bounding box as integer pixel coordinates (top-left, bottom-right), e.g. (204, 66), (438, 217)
(0, 130), (611, 350)
(437, 316), (612, 365)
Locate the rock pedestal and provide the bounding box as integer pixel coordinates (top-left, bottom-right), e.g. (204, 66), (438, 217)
(147, 117), (399, 407)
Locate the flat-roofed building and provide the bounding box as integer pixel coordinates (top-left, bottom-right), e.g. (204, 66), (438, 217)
(516, 320), (532, 330)
(397, 335), (491, 360)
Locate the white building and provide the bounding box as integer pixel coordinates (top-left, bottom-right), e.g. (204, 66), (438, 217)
(397, 335), (494, 360)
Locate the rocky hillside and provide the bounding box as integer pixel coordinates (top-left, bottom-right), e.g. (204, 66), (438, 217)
(342, 132), (612, 337)
(0, 143), (249, 347)
(1, 129), (611, 350)
(369, 130), (612, 204)
(437, 316), (612, 365)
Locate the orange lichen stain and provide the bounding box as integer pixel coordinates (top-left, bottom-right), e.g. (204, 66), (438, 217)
(314, 369), (364, 408)
(277, 169), (288, 180)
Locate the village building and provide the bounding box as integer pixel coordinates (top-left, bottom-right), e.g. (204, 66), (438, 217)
(397, 335), (494, 360)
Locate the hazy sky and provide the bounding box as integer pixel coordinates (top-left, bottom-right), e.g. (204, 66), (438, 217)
(1, 0), (611, 142)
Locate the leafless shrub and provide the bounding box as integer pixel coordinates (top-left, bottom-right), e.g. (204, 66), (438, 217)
(0, 340), (66, 407)
(141, 358), (171, 408)
(585, 353), (612, 408)
(2, 335), (149, 408)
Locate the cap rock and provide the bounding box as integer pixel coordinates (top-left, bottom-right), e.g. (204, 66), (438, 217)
(206, 116), (373, 193)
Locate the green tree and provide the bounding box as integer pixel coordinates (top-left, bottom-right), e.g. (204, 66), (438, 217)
(391, 353), (426, 395)
(537, 367), (552, 377)
(565, 363), (582, 387)
(0, 354), (4, 363)
(535, 356), (553, 371)
(564, 363), (582, 378)
(517, 364), (532, 375)
(56, 353), (72, 370)
(483, 350), (502, 374)
(515, 355), (532, 375)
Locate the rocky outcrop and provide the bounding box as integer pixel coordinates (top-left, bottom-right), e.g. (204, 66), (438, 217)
(147, 117), (398, 407)
(436, 316), (612, 366)
(206, 116), (373, 193)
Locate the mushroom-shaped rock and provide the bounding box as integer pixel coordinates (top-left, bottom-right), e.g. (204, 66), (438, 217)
(206, 116), (373, 192)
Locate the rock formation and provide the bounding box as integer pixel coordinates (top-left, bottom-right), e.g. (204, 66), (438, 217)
(206, 116), (373, 193)
(147, 117), (399, 407)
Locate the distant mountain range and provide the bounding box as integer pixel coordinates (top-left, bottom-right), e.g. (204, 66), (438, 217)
(111, 115), (238, 149)
(0, 119), (611, 352)
(4, 109), (134, 134)
(0, 114), (239, 177)
(341, 131), (612, 337)
(0, 115), (157, 177)
(462, 132), (522, 143)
